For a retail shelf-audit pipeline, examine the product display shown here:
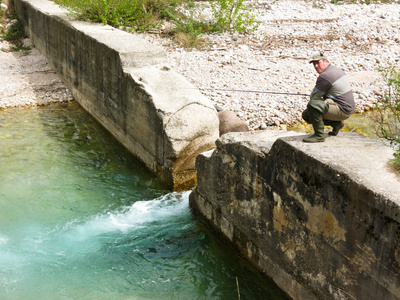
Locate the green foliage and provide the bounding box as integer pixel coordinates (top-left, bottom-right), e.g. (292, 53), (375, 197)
(160, 0), (259, 47)
(210, 0), (259, 33)
(373, 67), (400, 171)
(2, 18), (31, 53)
(393, 151), (400, 170)
(160, 4), (212, 48)
(4, 21), (23, 44)
(54, 0), (259, 48)
(55, 0), (184, 31)
(161, 5), (207, 36)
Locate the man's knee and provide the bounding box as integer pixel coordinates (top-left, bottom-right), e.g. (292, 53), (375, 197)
(323, 104), (352, 121)
(302, 109), (310, 123)
(307, 100), (329, 115)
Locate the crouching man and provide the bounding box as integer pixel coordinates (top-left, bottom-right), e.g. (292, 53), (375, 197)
(302, 52), (355, 143)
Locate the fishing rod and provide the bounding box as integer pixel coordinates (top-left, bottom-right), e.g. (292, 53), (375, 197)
(189, 87), (309, 97)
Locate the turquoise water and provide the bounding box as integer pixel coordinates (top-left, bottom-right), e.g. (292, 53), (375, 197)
(0, 102), (288, 300)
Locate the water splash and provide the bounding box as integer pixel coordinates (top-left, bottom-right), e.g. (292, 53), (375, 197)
(58, 191), (191, 250)
(0, 192), (193, 298)
(0, 235), (7, 245)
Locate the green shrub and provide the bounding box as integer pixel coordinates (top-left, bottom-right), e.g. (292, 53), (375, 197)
(2, 18), (31, 53)
(160, 0), (259, 47)
(4, 21), (23, 43)
(54, 0), (259, 48)
(160, 4), (212, 48)
(55, 0), (184, 31)
(210, 0), (259, 33)
(373, 67), (400, 171)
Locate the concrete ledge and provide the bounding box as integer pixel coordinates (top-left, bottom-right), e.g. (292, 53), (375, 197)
(14, 0), (219, 190)
(190, 130), (400, 299)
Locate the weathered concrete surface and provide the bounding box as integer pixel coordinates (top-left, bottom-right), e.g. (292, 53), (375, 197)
(190, 130), (400, 299)
(13, 0), (219, 191)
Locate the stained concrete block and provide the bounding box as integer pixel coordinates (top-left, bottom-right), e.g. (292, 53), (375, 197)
(190, 130), (400, 299)
(13, 0), (219, 190)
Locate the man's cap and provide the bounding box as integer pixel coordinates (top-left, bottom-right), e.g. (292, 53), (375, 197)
(309, 52), (328, 63)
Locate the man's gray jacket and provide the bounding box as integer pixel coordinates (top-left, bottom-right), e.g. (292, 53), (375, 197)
(310, 63), (355, 115)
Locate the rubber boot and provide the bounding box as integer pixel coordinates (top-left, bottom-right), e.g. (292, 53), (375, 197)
(303, 120), (326, 143)
(328, 121), (344, 136)
(303, 101), (327, 143)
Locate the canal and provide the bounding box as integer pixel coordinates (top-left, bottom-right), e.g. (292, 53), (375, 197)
(0, 102), (289, 299)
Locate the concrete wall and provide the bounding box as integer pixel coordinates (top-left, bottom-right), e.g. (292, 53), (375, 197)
(190, 130), (400, 299)
(13, 0), (219, 191)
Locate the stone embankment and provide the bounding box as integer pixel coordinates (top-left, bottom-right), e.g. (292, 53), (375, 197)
(11, 0), (219, 191)
(190, 130), (400, 300)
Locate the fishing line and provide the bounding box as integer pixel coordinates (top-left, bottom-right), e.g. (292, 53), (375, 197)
(186, 87), (309, 97)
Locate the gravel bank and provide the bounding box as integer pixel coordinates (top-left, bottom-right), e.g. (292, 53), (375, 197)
(141, 0), (400, 130)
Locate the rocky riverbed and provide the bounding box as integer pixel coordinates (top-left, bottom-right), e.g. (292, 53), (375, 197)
(0, 38), (74, 109)
(1, 0), (399, 130)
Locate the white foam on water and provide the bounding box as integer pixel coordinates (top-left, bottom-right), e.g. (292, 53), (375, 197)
(0, 191), (191, 294)
(63, 191), (190, 243)
(0, 234), (14, 268)
(0, 191), (190, 269)
(0, 235), (7, 245)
